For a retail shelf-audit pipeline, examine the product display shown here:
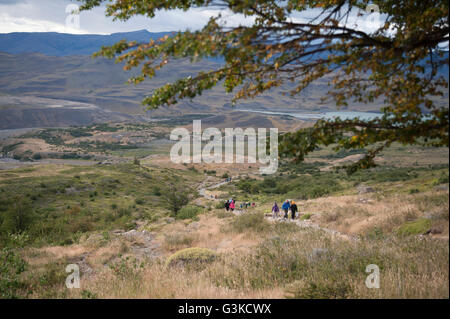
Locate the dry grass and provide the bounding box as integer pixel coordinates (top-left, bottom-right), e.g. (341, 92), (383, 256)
(17, 190), (449, 299)
(57, 225), (448, 299)
(299, 190), (449, 238)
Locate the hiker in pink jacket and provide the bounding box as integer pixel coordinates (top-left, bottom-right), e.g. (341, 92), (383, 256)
(229, 200), (235, 211)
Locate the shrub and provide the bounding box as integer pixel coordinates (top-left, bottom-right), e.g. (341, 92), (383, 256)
(1, 197), (34, 234)
(153, 187), (162, 196)
(436, 172), (449, 185)
(135, 198), (145, 205)
(164, 233), (196, 249)
(300, 213), (311, 220)
(231, 213), (271, 233)
(215, 211), (231, 219)
(176, 205), (202, 220)
(109, 256), (144, 280)
(286, 280), (352, 299)
(397, 218), (431, 237)
(117, 207), (131, 218)
(166, 247), (218, 268)
(81, 289), (98, 299)
(215, 202), (226, 209)
(162, 187), (190, 215)
(0, 248), (27, 298)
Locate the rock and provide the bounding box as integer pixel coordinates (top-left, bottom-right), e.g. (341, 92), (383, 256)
(269, 236), (281, 243)
(309, 248), (329, 263)
(65, 186), (78, 194)
(217, 239), (232, 249)
(431, 226), (443, 234)
(83, 233), (103, 246)
(123, 229), (138, 237)
(69, 252), (93, 278)
(357, 186), (375, 194)
(165, 217), (175, 224)
(187, 222), (200, 230)
(423, 212), (434, 219)
(434, 184), (449, 191)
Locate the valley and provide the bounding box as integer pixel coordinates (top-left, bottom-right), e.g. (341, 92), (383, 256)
(0, 119), (448, 298)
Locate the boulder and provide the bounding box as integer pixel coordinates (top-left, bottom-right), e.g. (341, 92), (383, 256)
(357, 186), (375, 194)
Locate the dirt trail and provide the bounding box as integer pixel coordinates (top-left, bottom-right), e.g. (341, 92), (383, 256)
(198, 175), (357, 241)
(198, 175), (236, 198)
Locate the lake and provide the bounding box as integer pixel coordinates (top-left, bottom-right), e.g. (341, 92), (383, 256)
(239, 109), (383, 121)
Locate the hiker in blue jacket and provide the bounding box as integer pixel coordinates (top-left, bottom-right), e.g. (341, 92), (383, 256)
(281, 199), (290, 219)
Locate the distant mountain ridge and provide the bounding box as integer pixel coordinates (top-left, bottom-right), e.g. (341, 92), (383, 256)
(0, 31), (447, 130)
(0, 30), (171, 56)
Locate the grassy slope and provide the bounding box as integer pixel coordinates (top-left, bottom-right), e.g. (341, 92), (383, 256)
(0, 140), (448, 299)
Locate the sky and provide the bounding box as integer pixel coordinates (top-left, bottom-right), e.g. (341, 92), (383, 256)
(0, 0), (256, 34)
(0, 0), (387, 35)
(0, 0), (447, 51)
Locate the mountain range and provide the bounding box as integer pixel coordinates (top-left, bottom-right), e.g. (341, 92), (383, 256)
(0, 30), (448, 129)
(0, 30), (171, 56)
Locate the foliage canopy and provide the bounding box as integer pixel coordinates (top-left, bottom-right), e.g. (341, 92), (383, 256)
(80, 0), (449, 171)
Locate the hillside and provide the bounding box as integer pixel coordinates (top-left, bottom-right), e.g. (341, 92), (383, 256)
(0, 30), (171, 56)
(0, 133), (448, 298)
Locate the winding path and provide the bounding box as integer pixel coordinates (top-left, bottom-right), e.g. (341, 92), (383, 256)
(197, 175), (357, 241)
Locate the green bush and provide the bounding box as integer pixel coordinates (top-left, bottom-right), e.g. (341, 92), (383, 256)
(81, 289), (98, 299)
(231, 212), (271, 233)
(397, 218), (431, 237)
(300, 213), (311, 220)
(0, 197), (34, 234)
(436, 172), (449, 185)
(0, 248), (27, 298)
(176, 206), (202, 220)
(215, 202), (226, 209)
(135, 198), (145, 205)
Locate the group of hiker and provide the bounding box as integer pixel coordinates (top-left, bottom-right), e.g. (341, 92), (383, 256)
(272, 199), (298, 220)
(223, 196), (299, 221)
(241, 202), (256, 209)
(224, 199), (235, 211)
(224, 199), (256, 211)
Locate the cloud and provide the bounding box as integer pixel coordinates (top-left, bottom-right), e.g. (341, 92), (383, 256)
(0, 0), (256, 34)
(0, 12), (90, 33)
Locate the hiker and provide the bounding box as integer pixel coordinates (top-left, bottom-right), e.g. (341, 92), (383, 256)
(272, 202), (280, 219)
(281, 199), (290, 219)
(290, 201), (298, 220)
(251, 202), (256, 207)
(229, 200), (235, 211)
(225, 200), (230, 211)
